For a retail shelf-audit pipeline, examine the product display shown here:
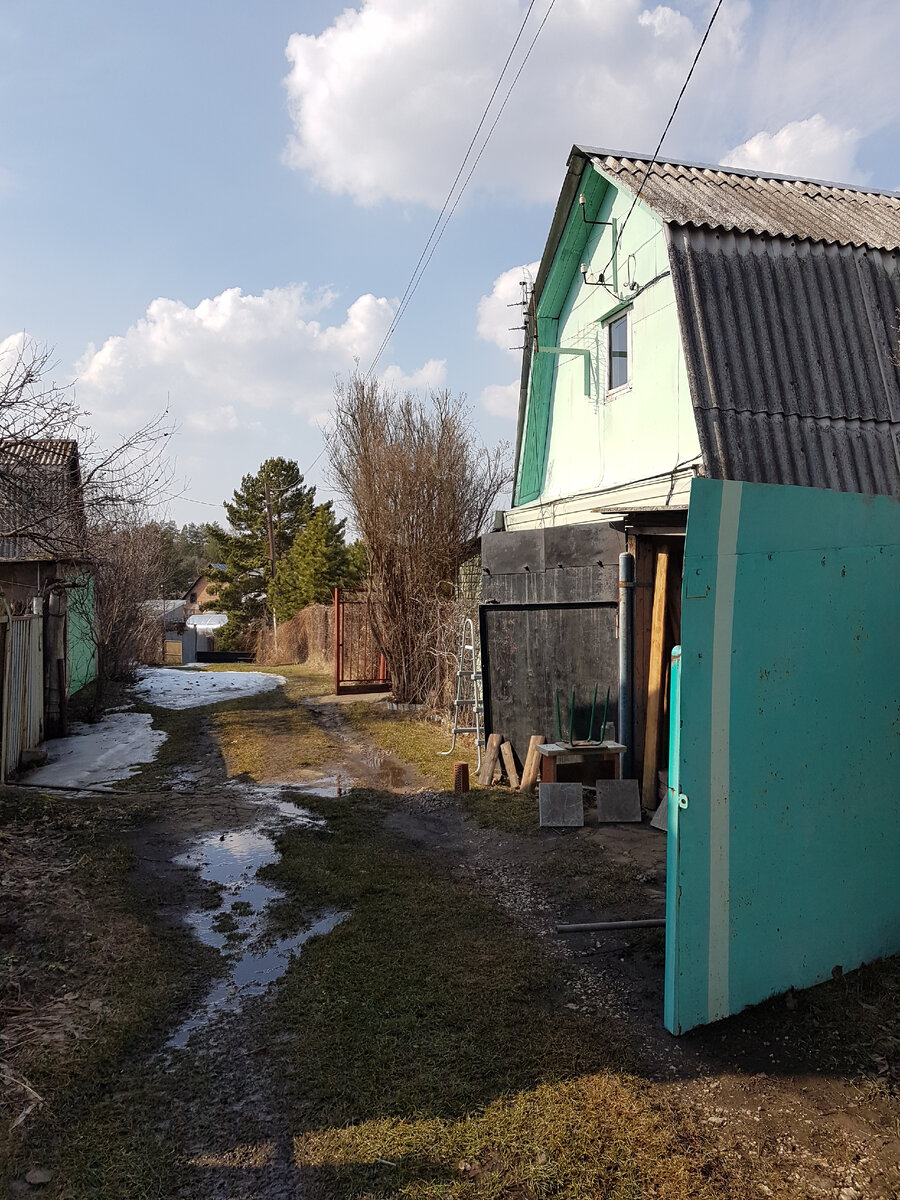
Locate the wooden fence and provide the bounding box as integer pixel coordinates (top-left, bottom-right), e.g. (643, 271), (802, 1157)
(0, 604), (44, 781)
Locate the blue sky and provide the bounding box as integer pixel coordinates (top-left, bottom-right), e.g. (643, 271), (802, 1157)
(1, 0), (898, 524)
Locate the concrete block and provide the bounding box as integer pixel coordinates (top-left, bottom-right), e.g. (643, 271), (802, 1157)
(595, 779), (642, 823)
(538, 782), (584, 827)
(650, 799), (668, 831)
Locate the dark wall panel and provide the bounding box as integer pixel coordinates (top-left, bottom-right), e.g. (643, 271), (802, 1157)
(480, 522), (624, 763)
(481, 602), (619, 765)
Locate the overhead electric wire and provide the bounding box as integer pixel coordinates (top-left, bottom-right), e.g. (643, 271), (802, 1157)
(364, 0), (556, 381)
(598, 0), (726, 280)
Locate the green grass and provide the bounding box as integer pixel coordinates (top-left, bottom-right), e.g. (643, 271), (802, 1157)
(260, 791), (725, 1200)
(341, 704), (550, 833)
(341, 703), (479, 792)
(459, 786), (539, 834)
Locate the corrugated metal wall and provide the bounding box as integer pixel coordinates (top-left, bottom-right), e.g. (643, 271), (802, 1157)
(667, 224), (900, 495)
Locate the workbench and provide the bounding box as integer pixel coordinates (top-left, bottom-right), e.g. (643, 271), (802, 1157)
(538, 741), (627, 782)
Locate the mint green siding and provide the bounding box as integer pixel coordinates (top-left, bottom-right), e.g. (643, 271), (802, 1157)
(665, 478), (900, 1034)
(67, 579), (97, 695)
(513, 161), (699, 520)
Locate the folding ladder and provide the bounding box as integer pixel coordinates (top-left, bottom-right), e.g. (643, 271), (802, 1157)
(440, 617), (484, 771)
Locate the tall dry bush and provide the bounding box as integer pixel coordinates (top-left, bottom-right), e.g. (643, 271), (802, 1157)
(68, 517), (166, 712)
(255, 604), (333, 668)
(328, 375), (508, 706)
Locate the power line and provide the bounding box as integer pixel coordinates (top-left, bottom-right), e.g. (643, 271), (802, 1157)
(599, 0), (726, 280)
(364, 0), (556, 381)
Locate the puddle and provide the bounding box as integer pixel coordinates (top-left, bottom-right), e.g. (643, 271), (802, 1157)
(163, 711), (420, 1051)
(166, 789), (345, 1053)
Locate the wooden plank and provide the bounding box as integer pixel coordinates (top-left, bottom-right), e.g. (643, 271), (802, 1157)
(500, 741), (520, 789)
(630, 533), (655, 781)
(518, 733), (544, 792)
(478, 732), (503, 787)
(641, 546), (670, 807)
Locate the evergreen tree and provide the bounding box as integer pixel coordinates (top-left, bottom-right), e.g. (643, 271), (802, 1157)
(205, 458), (316, 637)
(152, 520), (221, 596)
(270, 503), (357, 622)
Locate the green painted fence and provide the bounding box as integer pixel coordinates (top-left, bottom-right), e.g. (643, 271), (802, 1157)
(665, 478), (900, 1034)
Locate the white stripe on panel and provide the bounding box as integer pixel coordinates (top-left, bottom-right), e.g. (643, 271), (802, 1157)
(707, 481), (742, 1022)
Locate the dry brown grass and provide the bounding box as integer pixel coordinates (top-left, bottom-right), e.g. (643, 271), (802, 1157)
(0, 790), (216, 1193)
(341, 702), (480, 792)
(211, 665), (337, 782)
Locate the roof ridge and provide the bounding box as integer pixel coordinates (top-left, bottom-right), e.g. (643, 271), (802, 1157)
(575, 144), (900, 200)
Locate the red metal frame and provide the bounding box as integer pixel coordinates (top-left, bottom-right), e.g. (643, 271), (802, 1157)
(334, 587), (390, 694)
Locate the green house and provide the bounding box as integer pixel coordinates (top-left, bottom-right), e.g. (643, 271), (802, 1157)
(481, 148), (900, 1031)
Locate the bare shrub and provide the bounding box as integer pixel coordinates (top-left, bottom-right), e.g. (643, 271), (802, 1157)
(69, 517), (166, 712)
(328, 375), (509, 706)
(0, 338), (175, 558)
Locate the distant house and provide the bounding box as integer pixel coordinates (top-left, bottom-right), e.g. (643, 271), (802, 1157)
(183, 565), (226, 617)
(0, 438), (96, 743)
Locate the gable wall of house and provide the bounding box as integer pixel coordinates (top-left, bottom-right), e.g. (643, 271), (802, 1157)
(512, 164), (700, 526)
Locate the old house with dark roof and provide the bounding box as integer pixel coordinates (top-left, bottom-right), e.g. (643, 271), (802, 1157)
(0, 439), (96, 735)
(480, 148), (900, 1033)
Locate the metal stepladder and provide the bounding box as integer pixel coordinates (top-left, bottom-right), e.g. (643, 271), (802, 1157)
(440, 617), (484, 771)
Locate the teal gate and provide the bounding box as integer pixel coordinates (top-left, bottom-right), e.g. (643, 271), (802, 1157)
(665, 478), (900, 1034)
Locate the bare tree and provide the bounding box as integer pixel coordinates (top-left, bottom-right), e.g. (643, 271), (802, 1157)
(328, 373), (510, 705)
(68, 515), (166, 714)
(0, 337), (176, 715)
(0, 338), (175, 559)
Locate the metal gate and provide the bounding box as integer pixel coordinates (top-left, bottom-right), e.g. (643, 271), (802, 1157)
(0, 605), (45, 781)
(665, 478), (900, 1034)
(333, 588), (389, 694)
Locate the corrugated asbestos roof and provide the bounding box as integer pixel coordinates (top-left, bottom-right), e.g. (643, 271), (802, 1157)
(0, 439), (79, 467)
(0, 439), (84, 560)
(666, 224), (900, 494)
(586, 150), (900, 251)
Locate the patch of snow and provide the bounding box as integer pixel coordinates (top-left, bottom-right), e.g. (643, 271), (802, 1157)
(133, 666), (286, 709)
(25, 712), (166, 788)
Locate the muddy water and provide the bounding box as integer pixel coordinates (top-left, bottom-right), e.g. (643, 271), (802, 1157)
(166, 706), (419, 1052)
(166, 790), (346, 1053)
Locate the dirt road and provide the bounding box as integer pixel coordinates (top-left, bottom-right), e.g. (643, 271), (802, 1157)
(2, 666), (898, 1199)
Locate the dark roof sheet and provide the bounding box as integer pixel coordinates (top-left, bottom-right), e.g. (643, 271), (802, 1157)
(666, 223), (900, 494)
(585, 149), (900, 250)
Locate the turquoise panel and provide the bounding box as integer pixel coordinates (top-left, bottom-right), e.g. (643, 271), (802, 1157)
(666, 478), (900, 1034)
(68, 580), (97, 695)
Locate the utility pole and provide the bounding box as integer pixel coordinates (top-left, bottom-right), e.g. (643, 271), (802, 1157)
(263, 467), (277, 634)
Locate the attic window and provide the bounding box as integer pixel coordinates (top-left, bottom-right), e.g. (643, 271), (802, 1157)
(608, 314), (629, 389)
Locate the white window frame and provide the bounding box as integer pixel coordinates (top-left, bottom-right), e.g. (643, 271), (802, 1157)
(605, 308), (632, 398)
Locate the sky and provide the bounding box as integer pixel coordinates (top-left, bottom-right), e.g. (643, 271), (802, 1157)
(1, 0), (899, 527)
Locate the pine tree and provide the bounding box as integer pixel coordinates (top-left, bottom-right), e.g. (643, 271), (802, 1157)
(205, 458), (316, 640)
(270, 503), (359, 622)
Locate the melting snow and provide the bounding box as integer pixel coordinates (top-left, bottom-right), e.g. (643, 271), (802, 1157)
(25, 712), (167, 788)
(133, 666), (286, 709)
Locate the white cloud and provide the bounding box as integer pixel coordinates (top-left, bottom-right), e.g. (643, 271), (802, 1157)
(282, 0), (748, 207)
(481, 381), (520, 418)
(282, 0), (900, 208)
(475, 261), (536, 422)
(68, 284), (439, 515)
(476, 261), (539, 353)
(380, 360), (447, 392)
(721, 115), (864, 183)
